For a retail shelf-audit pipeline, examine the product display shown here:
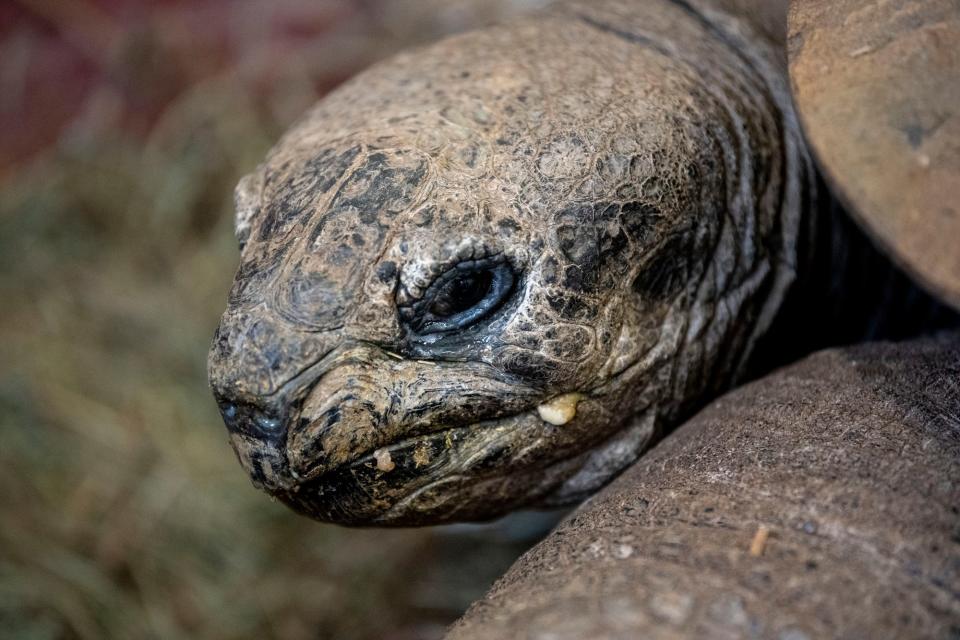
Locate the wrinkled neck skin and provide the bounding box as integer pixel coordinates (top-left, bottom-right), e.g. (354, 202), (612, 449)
(208, 0), (814, 525)
(498, 0), (810, 502)
(752, 186), (960, 377)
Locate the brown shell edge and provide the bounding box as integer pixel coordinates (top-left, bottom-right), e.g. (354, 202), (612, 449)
(787, 0), (960, 311)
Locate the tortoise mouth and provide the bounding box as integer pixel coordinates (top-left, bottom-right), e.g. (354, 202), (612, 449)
(221, 339), (620, 525)
(276, 413), (522, 525)
(281, 348), (550, 485)
(274, 401), (602, 525)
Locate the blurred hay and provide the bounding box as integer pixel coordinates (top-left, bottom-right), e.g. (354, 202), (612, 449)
(0, 2), (550, 638)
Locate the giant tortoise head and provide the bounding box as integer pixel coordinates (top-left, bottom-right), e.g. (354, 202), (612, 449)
(207, 3), (803, 525)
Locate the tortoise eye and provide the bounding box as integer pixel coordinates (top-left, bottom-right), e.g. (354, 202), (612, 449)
(413, 261), (515, 334)
(429, 270), (494, 318)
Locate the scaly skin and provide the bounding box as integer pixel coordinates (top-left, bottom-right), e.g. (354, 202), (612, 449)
(207, 0), (811, 525)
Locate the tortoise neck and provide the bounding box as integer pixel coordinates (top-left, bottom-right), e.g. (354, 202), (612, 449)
(810, 185), (959, 340)
(748, 178), (959, 377)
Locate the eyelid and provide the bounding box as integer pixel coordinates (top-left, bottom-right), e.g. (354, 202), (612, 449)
(396, 236), (528, 307)
(399, 255), (516, 336)
(408, 253), (508, 308)
(417, 265), (514, 334)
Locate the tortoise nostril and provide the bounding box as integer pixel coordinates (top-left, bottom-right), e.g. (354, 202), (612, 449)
(218, 400), (287, 442)
(217, 401), (241, 431)
(222, 403), (238, 421)
(254, 413), (283, 433)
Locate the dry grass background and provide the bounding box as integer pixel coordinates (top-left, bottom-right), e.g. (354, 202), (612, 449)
(0, 2), (555, 638)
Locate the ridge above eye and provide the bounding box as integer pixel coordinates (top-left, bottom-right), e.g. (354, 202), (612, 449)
(409, 260), (515, 335)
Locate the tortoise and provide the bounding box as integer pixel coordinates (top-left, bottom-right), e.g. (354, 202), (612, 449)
(446, 332), (960, 639)
(207, 0), (959, 526)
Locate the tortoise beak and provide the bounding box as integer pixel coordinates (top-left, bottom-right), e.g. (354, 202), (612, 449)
(207, 308), (340, 491)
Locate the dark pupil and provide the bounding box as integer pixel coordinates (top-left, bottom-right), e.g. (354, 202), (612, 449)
(430, 270), (493, 318)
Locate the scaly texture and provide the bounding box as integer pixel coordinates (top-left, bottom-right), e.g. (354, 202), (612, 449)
(447, 332), (960, 639)
(208, 0), (811, 525)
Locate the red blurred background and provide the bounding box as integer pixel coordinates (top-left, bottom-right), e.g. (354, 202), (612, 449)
(0, 2), (553, 639)
(1, 0), (547, 173)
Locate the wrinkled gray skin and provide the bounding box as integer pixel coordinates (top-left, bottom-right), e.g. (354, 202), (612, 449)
(206, 0), (813, 525)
